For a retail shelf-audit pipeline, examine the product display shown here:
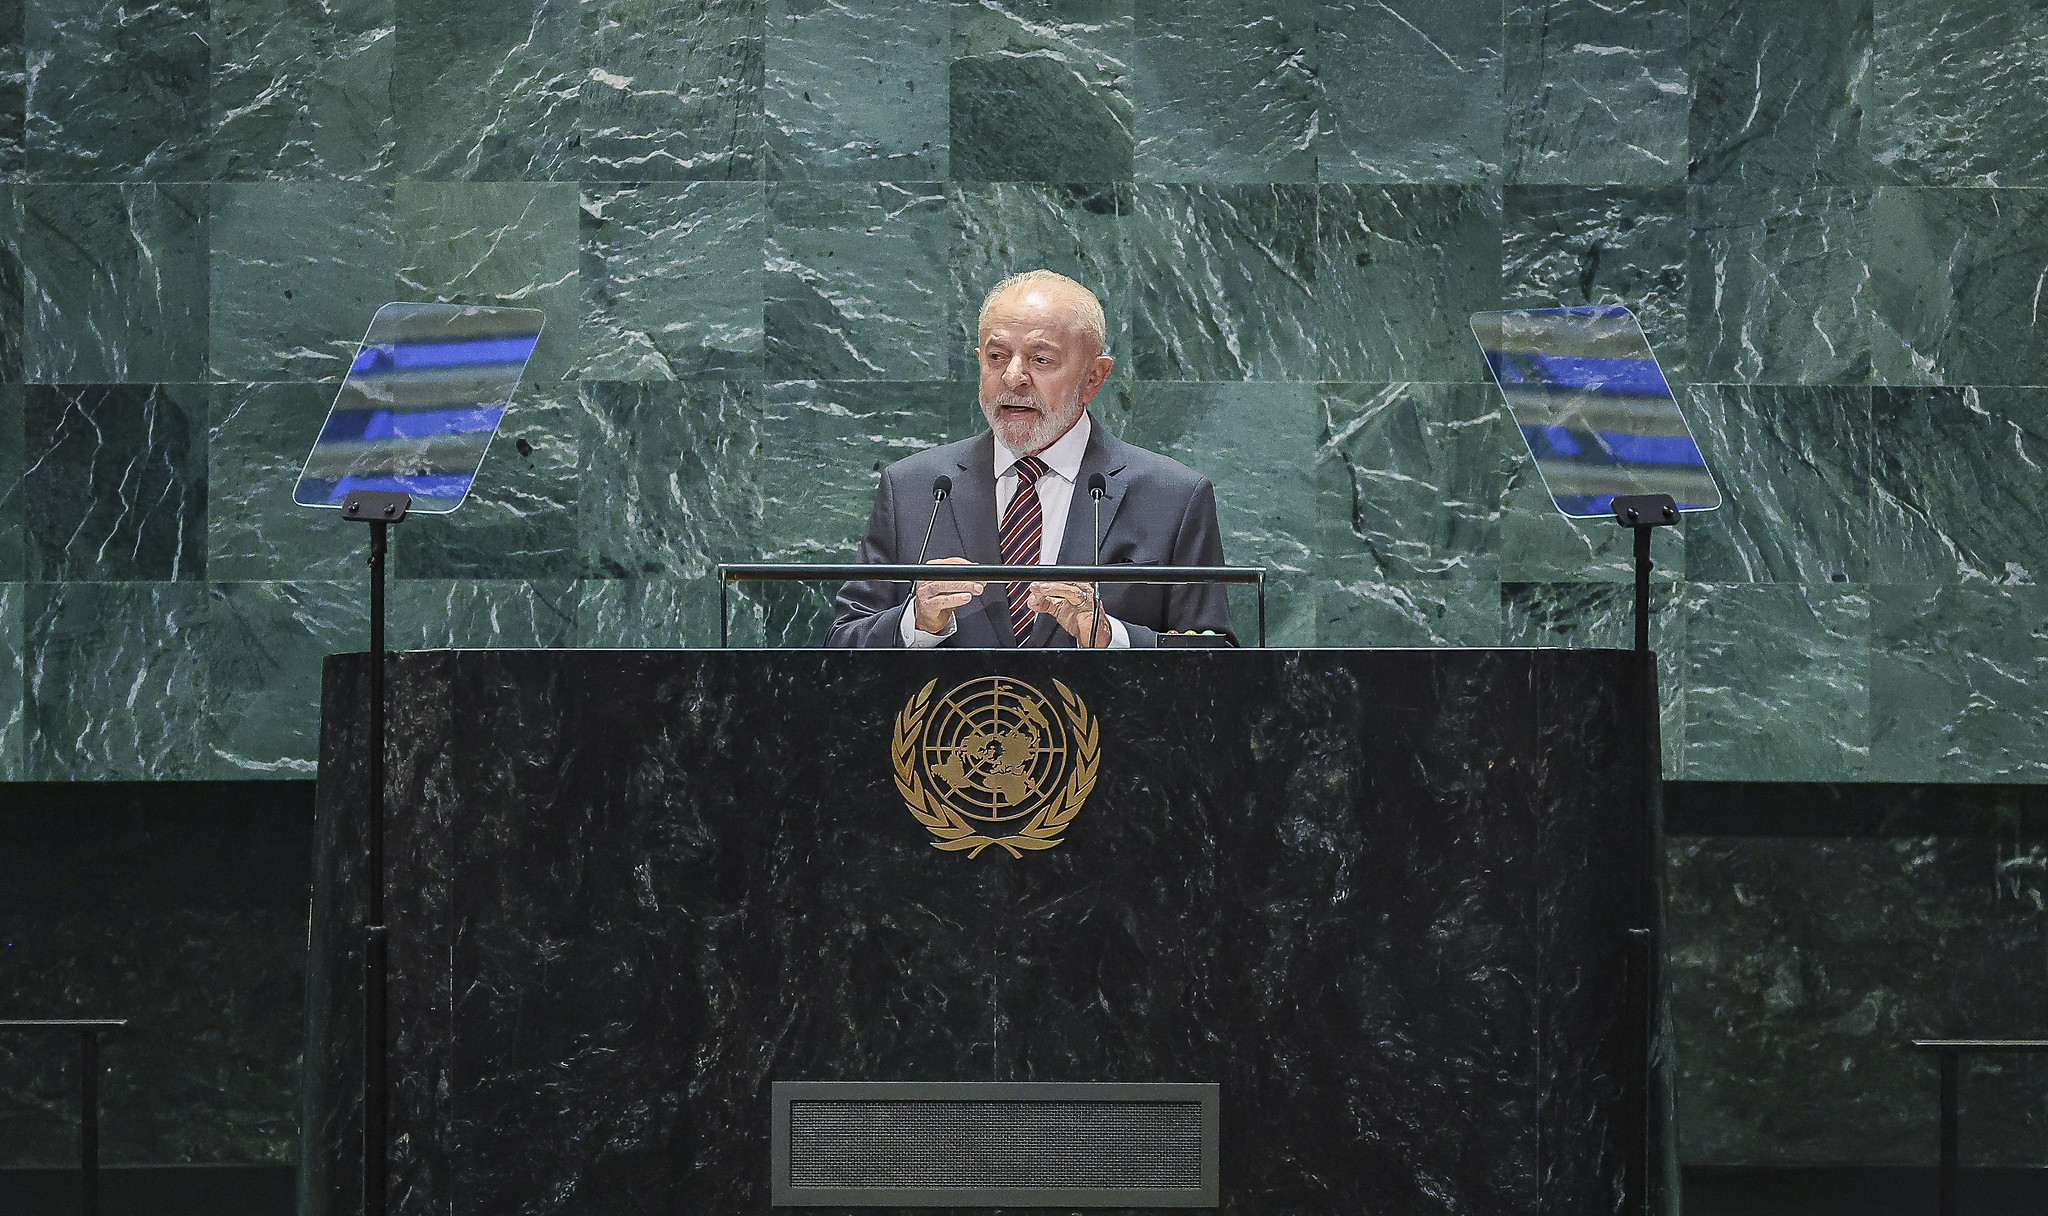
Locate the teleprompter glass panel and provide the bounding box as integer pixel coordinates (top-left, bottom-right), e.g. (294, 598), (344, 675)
(1470, 305), (1720, 518)
(293, 302), (545, 514)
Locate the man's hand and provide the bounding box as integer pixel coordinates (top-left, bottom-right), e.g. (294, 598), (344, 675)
(913, 557), (986, 634)
(1026, 582), (1112, 648)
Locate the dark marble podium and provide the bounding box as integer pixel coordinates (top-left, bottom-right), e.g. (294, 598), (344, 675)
(304, 648), (1648, 1216)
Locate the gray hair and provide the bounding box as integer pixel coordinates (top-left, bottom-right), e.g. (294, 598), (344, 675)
(977, 270), (1108, 353)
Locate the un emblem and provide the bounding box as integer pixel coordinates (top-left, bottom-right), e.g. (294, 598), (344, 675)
(891, 677), (1101, 858)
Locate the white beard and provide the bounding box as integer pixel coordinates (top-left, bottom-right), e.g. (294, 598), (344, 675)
(982, 385), (1085, 454)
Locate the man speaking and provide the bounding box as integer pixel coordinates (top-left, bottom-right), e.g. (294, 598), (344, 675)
(828, 270), (1232, 648)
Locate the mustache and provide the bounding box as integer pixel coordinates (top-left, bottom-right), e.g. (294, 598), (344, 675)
(990, 391), (1045, 411)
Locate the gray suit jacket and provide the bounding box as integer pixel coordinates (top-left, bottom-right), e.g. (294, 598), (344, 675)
(827, 421), (1234, 648)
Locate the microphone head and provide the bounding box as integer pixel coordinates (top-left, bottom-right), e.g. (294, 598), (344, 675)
(1086, 472), (1107, 497)
(932, 474), (953, 500)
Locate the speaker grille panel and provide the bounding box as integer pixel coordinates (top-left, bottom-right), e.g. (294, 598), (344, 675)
(788, 1099), (1203, 1188)
(772, 1082), (1219, 1207)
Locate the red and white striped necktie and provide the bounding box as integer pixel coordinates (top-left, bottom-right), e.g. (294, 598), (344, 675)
(998, 455), (1050, 643)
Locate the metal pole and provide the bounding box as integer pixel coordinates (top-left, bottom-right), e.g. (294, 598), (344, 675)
(1938, 1048), (1957, 1216)
(1632, 524), (1652, 657)
(720, 577), (730, 648)
(1256, 575), (1266, 648)
(365, 518), (388, 1216)
(79, 1028), (98, 1216)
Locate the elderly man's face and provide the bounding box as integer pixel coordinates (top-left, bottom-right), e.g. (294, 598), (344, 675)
(975, 286), (1114, 454)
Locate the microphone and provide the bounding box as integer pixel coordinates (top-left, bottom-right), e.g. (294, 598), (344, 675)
(1087, 473), (1106, 648)
(915, 475), (952, 563)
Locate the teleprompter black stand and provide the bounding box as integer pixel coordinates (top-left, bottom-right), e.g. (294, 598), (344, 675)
(1610, 491), (1678, 1216)
(340, 487), (409, 1216)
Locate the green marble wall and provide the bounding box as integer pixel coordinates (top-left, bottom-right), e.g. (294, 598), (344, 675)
(3, 0), (2042, 785)
(2, 0), (2046, 1181)
(0, 0), (2042, 782)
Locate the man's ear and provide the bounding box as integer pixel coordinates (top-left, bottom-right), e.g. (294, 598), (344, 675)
(1078, 354), (1115, 404)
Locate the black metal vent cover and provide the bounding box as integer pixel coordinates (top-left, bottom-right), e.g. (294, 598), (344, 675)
(771, 1081), (1220, 1207)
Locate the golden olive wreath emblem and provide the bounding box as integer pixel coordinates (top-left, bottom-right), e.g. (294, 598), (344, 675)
(891, 676), (1101, 858)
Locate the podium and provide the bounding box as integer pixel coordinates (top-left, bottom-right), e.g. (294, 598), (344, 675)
(303, 647), (1648, 1214)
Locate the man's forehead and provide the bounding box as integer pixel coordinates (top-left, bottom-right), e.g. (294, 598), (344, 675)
(978, 321), (1073, 348)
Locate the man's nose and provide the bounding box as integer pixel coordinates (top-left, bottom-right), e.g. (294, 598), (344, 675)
(1002, 355), (1029, 387)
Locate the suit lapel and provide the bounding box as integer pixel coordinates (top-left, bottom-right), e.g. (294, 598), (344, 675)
(1053, 421), (1130, 566)
(947, 432), (1002, 563)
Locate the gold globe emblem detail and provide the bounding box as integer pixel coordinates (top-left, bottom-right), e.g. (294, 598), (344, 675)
(891, 677), (1101, 858)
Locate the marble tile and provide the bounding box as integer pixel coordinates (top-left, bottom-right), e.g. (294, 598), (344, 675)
(1687, 0), (1875, 187)
(1113, 380), (1320, 643)
(580, 0), (764, 181)
(1868, 0), (2048, 187)
(1317, 0), (1503, 183)
(1683, 582), (1870, 781)
(764, 0), (948, 181)
(1680, 384), (1870, 584)
(758, 378), (960, 559)
(1868, 586), (2048, 782)
(23, 0), (208, 179)
(764, 181), (952, 379)
(388, 386), (580, 580)
(948, 181), (1130, 381)
(1317, 381), (1517, 582)
(0, 186), (20, 381)
(955, 0), (1132, 183)
(1501, 579), (1686, 773)
(22, 581), (212, 779)
(1316, 578), (1501, 648)
(209, 0), (395, 178)
(387, 578), (579, 649)
(206, 580), (366, 777)
(0, 582), (21, 778)
(1129, 0), (1315, 183)
(391, 0), (576, 180)
(1668, 834), (2048, 1163)
(0, 0), (22, 176)
(1503, 0), (1686, 186)
(15, 185), (209, 383)
(580, 182), (765, 380)
(207, 382), (367, 583)
(1319, 184), (1502, 381)
(1868, 386), (2048, 585)
(748, 377), (962, 645)
(1687, 187), (1873, 386)
(575, 379), (764, 580)
(1127, 183), (1317, 381)
(209, 182), (397, 382)
(394, 181), (580, 381)
(570, 577), (714, 649)
(1501, 185), (1688, 377)
(1867, 187), (2048, 387)
(21, 384), (208, 581)
(0, 384), (20, 578)
(1497, 459), (1685, 584)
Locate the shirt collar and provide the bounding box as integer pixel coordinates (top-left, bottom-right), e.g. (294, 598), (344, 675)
(993, 410), (1092, 484)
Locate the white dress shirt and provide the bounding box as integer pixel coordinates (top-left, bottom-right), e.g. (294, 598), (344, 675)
(901, 411), (1131, 648)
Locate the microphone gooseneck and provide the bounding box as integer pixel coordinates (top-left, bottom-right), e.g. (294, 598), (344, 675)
(1088, 473), (1106, 648)
(915, 475), (952, 564)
